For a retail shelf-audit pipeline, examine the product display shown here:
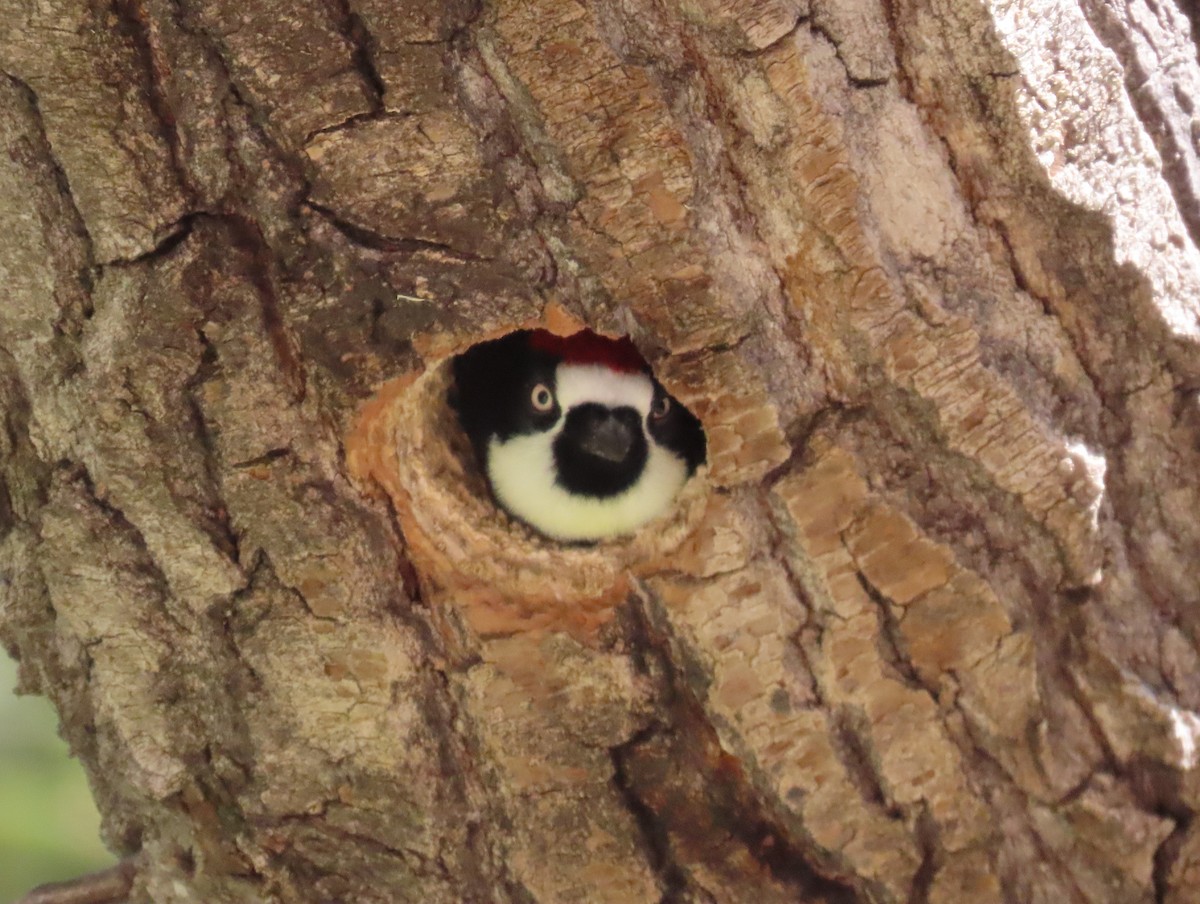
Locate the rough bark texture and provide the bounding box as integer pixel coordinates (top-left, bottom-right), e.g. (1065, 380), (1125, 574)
(2, 0), (1200, 902)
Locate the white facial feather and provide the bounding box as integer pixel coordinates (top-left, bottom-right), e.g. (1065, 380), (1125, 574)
(553, 364), (655, 415)
(485, 362), (688, 541)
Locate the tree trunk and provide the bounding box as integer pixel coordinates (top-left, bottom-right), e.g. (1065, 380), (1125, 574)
(2, 0), (1200, 901)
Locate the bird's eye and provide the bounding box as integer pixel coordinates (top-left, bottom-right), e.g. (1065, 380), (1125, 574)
(651, 395), (671, 420)
(531, 384), (555, 412)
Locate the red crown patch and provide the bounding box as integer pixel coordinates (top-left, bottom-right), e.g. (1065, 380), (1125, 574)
(528, 329), (648, 375)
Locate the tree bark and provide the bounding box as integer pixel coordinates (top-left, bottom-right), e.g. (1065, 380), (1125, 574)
(2, 0), (1200, 902)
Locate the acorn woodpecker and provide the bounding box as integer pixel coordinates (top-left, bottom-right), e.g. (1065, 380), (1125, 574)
(449, 329), (706, 542)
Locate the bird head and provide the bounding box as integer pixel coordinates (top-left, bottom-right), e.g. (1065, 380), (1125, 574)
(450, 329), (705, 541)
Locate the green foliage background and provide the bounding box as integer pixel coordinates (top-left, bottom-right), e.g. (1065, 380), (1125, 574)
(0, 653), (111, 902)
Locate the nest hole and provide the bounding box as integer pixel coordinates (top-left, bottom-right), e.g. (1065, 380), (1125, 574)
(348, 325), (714, 639)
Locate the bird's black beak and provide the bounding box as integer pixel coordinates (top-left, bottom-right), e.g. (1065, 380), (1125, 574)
(553, 404), (649, 498)
(576, 407), (637, 463)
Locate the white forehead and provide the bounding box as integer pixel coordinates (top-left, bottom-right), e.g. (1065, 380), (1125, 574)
(554, 363), (654, 414)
